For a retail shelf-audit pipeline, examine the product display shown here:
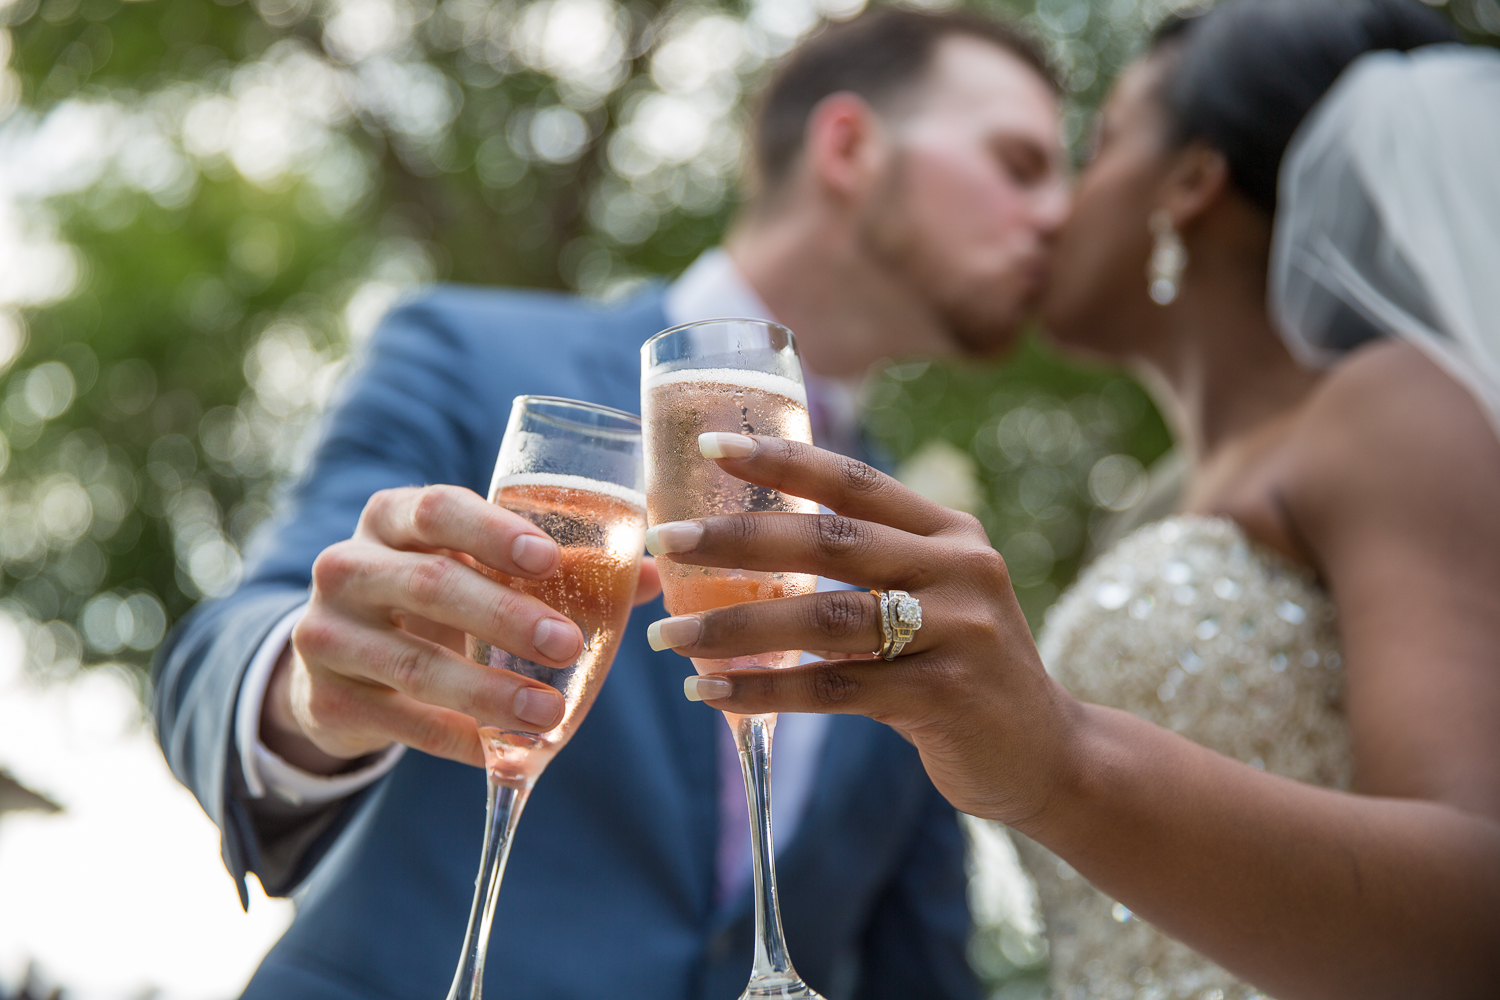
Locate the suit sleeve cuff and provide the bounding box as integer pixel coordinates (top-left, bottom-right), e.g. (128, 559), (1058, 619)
(233, 604), (406, 807)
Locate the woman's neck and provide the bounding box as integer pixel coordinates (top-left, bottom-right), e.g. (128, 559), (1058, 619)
(1133, 266), (1322, 472)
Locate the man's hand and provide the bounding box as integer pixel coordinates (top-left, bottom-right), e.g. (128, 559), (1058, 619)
(260, 484), (660, 773)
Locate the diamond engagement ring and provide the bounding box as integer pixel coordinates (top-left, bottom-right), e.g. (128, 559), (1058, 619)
(872, 589), (923, 660)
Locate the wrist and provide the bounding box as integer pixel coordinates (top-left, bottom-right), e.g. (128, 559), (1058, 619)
(1007, 681), (1099, 841)
(261, 646), (379, 776)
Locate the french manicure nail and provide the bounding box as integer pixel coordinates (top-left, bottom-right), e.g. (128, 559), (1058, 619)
(533, 618), (581, 662)
(645, 521), (704, 557)
(512, 534), (557, 575)
(513, 687), (563, 728)
(684, 676), (733, 702)
(647, 616), (701, 651)
(699, 432), (758, 460)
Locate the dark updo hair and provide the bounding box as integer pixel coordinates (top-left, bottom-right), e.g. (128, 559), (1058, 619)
(1152, 0), (1457, 216)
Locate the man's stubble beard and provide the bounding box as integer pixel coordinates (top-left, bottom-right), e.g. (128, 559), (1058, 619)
(856, 150), (1027, 358)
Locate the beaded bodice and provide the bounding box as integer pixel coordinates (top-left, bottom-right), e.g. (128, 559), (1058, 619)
(1014, 516), (1349, 1000)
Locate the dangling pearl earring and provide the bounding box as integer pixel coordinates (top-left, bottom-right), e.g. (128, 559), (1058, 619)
(1148, 210), (1187, 305)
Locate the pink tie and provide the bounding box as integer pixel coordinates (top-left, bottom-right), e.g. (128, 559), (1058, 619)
(714, 720), (752, 906)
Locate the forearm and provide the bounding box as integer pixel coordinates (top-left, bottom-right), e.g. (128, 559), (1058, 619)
(153, 586), (312, 824)
(1021, 704), (1500, 999)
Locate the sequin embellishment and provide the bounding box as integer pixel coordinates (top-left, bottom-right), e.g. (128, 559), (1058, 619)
(1014, 516), (1348, 1000)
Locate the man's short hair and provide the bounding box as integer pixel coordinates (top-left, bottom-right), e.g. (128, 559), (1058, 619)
(750, 7), (1058, 196)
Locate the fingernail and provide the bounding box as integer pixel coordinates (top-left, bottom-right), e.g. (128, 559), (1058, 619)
(645, 520), (704, 557)
(513, 687), (563, 728)
(647, 616), (700, 651)
(699, 432), (757, 460)
(684, 676), (733, 702)
(533, 618), (581, 662)
(512, 534), (557, 575)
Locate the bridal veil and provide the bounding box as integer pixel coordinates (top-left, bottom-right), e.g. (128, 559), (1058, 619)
(1270, 44), (1500, 437)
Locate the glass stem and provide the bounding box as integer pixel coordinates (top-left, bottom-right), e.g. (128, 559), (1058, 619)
(734, 714), (808, 996)
(446, 778), (532, 1000)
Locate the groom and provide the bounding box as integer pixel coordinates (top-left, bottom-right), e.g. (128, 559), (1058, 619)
(153, 8), (1067, 999)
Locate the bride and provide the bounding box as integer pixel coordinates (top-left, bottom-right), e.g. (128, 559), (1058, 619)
(640, 1), (1500, 997)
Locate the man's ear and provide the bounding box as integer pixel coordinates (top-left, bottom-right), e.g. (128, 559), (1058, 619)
(1158, 141), (1230, 231)
(803, 91), (888, 202)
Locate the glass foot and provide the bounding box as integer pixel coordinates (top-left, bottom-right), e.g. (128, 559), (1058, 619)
(738, 975), (824, 999)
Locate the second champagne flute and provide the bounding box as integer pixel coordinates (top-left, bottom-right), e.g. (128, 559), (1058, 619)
(446, 395), (646, 1000)
(640, 318), (824, 1000)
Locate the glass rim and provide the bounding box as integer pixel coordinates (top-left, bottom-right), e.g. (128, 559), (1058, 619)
(513, 394), (642, 431)
(641, 316), (798, 359)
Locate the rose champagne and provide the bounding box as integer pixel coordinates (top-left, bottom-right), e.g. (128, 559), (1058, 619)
(468, 473), (646, 787)
(642, 367), (818, 721)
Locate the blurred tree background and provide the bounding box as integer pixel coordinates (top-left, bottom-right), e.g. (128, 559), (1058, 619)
(1, 0), (1494, 993)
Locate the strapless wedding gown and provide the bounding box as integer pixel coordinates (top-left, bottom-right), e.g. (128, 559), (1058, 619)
(1012, 515), (1351, 1000)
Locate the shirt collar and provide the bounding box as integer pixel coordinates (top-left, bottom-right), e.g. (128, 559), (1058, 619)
(664, 249), (864, 458)
(663, 248), (776, 328)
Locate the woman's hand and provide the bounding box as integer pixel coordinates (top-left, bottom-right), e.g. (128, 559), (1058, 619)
(645, 432), (1084, 828)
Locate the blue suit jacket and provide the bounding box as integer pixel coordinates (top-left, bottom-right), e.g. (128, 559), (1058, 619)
(153, 286), (979, 1000)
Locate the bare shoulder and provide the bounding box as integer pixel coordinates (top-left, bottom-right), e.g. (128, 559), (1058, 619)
(1305, 339), (1486, 435)
(1288, 340), (1500, 503)
(1273, 340), (1500, 629)
(1283, 347), (1500, 815)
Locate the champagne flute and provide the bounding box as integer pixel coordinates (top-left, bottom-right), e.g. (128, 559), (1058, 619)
(640, 319), (824, 1000)
(446, 395), (646, 1000)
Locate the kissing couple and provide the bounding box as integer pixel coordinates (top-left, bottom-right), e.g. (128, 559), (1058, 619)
(156, 2), (1500, 998)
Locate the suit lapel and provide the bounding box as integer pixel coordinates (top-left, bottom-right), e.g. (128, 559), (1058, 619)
(619, 294), (722, 921)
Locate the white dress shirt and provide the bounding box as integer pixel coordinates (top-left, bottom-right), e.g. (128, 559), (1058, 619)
(236, 250), (845, 900)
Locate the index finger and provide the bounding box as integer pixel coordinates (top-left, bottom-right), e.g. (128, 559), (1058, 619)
(698, 433), (959, 537)
(358, 485), (561, 579)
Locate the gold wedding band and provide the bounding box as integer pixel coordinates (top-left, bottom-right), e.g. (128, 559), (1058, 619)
(871, 589), (923, 660)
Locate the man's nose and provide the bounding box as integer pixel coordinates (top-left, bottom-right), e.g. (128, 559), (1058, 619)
(1034, 179), (1073, 236)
